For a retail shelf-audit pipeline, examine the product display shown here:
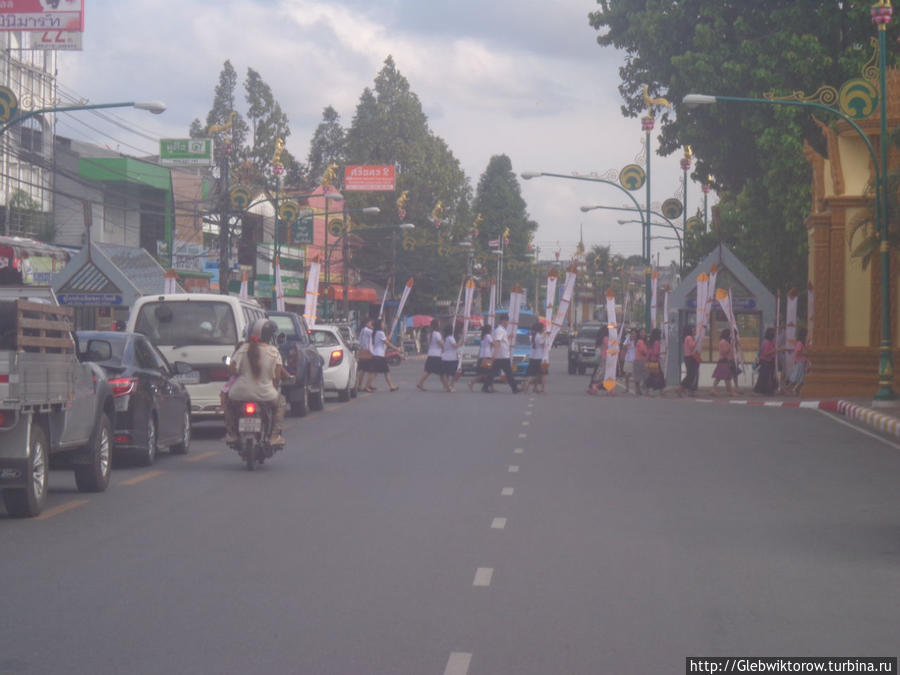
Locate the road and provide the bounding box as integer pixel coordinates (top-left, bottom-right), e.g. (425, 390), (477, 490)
(3, 350), (900, 674)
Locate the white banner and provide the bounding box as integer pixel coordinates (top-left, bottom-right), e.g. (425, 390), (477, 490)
(239, 271), (248, 300)
(304, 259), (321, 327)
(379, 276), (391, 319)
(602, 289), (618, 391)
(508, 285), (525, 336)
(488, 280), (497, 330)
(662, 286), (670, 373)
(695, 271), (709, 347)
(389, 278), (414, 339)
(650, 271), (658, 329)
(459, 279), (476, 372)
(547, 265), (577, 352)
(545, 269), (558, 330)
(784, 288), (798, 380)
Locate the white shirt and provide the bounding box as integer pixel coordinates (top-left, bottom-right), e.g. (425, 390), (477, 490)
(427, 330), (443, 357)
(228, 342), (282, 403)
(372, 331), (387, 357)
(493, 324), (510, 359)
(529, 332), (546, 360)
(623, 335), (636, 362)
(441, 335), (458, 361)
(479, 333), (494, 359)
(358, 326), (373, 352)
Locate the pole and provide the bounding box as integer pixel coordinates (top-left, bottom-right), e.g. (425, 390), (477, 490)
(643, 116), (653, 328)
(342, 202), (350, 319)
(271, 172), (281, 306)
(218, 147), (231, 295)
(322, 196), (330, 320)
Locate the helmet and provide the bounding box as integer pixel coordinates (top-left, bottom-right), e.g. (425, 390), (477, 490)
(250, 318), (278, 345)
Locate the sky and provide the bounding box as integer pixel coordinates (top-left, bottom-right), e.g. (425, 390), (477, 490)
(54, 0), (714, 267)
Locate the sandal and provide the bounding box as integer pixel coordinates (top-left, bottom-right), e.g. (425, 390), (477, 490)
(416, 384), (426, 391)
(390, 386), (399, 392)
(364, 387), (376, 393)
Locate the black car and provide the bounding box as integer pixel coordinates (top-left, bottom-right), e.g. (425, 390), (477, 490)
(76, 331), (193, 466)
(266, 311), (326, 416)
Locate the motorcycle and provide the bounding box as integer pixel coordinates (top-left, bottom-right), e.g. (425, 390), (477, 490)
(230, 400), (279, 470)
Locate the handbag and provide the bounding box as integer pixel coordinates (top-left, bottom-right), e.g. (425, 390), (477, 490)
(358, 349), (373, 360)
(646, 361), (661, 375)
(481, 357), (494, 369)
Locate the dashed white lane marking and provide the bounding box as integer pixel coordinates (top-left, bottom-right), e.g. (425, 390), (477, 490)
(518, 433), (527, 438)
(501, 487), (514, 496)
(521, 420), (530, 426)
(514, 448), (524, 454)
(444, 652), (473, 675)
(473, 568), (494, 586)
(525, 410), (533, 416)
(508, 465), (519, 473)
(491, 517), (507, 529)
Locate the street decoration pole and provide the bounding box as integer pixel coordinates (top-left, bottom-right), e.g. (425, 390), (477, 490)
(681, 146), (692, 262)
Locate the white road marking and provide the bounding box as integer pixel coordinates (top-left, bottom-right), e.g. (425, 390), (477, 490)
(815, 409), (900, 451)
(444, 652), (473, 675)
(522, 421), (530, 426)
(501, 487), (514, 496)
(508, 465), (519, 473)
(514, 447), (524, 454)
(518, 433), (527, 438)
(491, 517), (507, 529)
(525, 410), (533, 416)
(473, 567), (494, 586)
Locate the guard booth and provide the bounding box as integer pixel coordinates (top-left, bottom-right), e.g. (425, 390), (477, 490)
(666, 245), (775, 389)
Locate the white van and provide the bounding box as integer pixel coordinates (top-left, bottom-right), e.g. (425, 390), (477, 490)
(127, 294), (267, 419)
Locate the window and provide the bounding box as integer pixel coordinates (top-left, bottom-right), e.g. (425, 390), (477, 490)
(134, 301), (237, 347)
(311, 330), (340, 347)
(133, 336), (160, 370)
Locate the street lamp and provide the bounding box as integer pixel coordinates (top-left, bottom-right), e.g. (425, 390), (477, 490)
(0, 96), (166, 135)
(682, 30), (895, 401)
(581, 203), (684, 270)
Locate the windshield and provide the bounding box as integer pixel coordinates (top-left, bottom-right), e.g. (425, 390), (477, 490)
(516, 333), (531, 347)
(465, 336), (481, 346)
(269, 315), (297, 337)
(134, 301), (238, 347)
(579, 327), (600, 340)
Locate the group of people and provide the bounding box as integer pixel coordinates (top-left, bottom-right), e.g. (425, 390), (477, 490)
(588, 326), (666, 396)
(355, 317), (400, 392)
(415, 316), (550, 394)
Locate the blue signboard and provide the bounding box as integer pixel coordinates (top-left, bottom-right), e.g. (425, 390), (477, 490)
(58, 293), (124, 306)
(686, 297), (757, 311)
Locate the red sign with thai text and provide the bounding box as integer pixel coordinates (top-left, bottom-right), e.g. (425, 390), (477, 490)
(0, 0), (84, 32)
(343, 165), (396, 192)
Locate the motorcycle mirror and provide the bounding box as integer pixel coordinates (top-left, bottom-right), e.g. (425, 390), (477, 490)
(222, 355), (231, 365)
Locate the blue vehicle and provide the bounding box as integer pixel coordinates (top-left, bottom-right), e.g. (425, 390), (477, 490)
(511, 329), (531, 374)
(485, 308), (538, 331)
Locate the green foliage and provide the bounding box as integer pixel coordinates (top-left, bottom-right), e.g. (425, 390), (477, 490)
(589, 0), (899, 294)
(305, 106), (346, 190)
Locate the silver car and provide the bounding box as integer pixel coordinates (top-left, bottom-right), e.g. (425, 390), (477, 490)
(459, 334), (482, 374)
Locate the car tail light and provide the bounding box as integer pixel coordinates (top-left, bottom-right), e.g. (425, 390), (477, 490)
(244, 402), (258, 415)
(0, 412), (5, 426)
(329, 349), (343, 367)
(108, 377), (136, 397)
(115, 434), (131, 444)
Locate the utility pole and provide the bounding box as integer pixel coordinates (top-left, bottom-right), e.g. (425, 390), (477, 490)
(218, 147), (231, 295)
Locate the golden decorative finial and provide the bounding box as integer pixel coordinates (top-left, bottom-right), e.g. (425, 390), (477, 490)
(321, 163), (338, 187)
(683, 145), (693, 160)
(641, 83), (671, 111)
(272, 138), (284, 166)
(396, 190), (409, 211)
(208, 111), (236, 135)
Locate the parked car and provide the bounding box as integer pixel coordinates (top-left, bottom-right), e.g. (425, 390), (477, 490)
(459, 334), (481, 374)
(568, 321), (604, 375)
(331, 322), (359, 353)
(309, 325), (358, 402)
(76, 331), (192, 465)
(554, 327), (571, 347)
(267, 311), (326, 416)
(512, 329), (531, 374)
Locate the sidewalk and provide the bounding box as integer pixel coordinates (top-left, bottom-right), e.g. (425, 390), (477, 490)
(688, 387), (900, 440)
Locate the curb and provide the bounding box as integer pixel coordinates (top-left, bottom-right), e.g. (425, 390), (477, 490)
(693, 396), (900, 440)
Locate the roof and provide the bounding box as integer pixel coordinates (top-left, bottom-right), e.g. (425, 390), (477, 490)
(95, 243), (177, 295)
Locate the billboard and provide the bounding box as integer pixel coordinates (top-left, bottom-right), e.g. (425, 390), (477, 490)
(344, 165), (396, 192)
(0, 0), (84, 32)
(160, 138), (213, 166)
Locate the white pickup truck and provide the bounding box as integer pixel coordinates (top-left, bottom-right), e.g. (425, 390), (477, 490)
(0, 287), (115, 517)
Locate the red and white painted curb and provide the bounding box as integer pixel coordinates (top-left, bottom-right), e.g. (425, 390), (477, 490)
(694, 397), (900, 440)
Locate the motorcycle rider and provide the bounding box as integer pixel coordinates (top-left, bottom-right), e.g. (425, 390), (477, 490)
(224, 318), (286, 446)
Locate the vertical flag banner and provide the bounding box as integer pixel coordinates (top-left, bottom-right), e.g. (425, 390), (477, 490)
(807, 282), (814, 345)
(716, 288), (744, 376)
(488, 280), (497, 329)
(703, 263), (718, 337)
(508, 284), (525, 336)
(545, 269), (558, 329)
(784, 288), (798, 381)
(451, 276), (465, 332)
(304, 257), (321, 327)
(274, 256), (286, 312)
(379, 276), (391, 319)
(650, 270), (659, 329)
(695, 272), (710, 347)
(662, 285), (670, 373)
(239, 270), (248, 300)
(164, 269), (178, 294)
(389, 278), (414, 339)
(459, 279), (476, 372)
(548, 264), (577, 350)
(603, 290), (618, 392)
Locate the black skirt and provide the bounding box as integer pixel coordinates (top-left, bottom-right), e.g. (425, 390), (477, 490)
(425, 356), (443, 374)
(477, 358), (493, 375)
(358, 356), (372, 372)
(441, 359), (459, 375)
(369, 356), (389, 373)
(525, 360), (543, 376)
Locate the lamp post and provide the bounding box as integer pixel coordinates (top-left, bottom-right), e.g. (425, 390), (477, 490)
(681, 146), (692, 239)
(580, 203), (684, 270)
(683, 1), (895, 400)
(319, 190), (344, 321)
(616, 217), (683, 268)
(521, 170), (651, 325)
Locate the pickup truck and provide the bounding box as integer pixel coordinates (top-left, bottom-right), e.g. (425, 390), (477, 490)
(0, 287), (115, 517)
(567, 321), (604, 375)
(266, 311), (326, 417)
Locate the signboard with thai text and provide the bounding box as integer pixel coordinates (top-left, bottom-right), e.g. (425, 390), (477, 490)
(343, 165), (396, 192)
(30, 29), (82, 50)
(0, 0), (84, 32)
(58, 293), (124, 306)
(160, 138), (213, 166)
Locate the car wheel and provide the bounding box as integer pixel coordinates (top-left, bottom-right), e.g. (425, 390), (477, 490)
(309, 379), (325, 411)
(138, 415), (158, 466)
(170, 406), (191, 455)
(75, 414), (112, 493)
(290, 384), (308, 417)
(338, 376), (351, 402)
(2, 423), (49, 517)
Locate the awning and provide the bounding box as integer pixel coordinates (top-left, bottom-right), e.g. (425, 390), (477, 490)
(406, 314), (434, 328)
(326, 285), (378, 302)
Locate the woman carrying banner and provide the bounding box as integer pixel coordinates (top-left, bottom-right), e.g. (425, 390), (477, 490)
(587, 325), (612, 396)
(621, 328), (637, 393)
(417, 319), (444, 391)
(753, 326), (778, 396)
(469, 324), (494, 392)
(678, 324), (701, 396)
(523, 321), (548, 394)
(645, 328), (666, 395)
(440, 324), (460, 392)
(712, 328), (740, 396)
(364, 319), (400, 392)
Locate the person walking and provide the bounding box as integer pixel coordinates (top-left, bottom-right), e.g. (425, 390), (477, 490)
(621, 328), (637, 393)
(783, 327), (808, 396)
(633, 327), (648, 396)
(364, 319), (400, 392)
(587, 324), (613, 396)
(356, 316), (374, 392)
(712, 328), (740, 396)
(417, 319), (444, 391)
(678, 324), (701, 396)
(753, 326), (778, 396)
(469, 323), (494, 392)
(440, 324), (460, 392)
(523, 321), (548, 394)
(645, 328), (666, 395)
(488, 316), (519, 393)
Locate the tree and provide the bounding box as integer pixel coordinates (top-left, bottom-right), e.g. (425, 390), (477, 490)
(305, 106), (346, 191)
(588, 1), (899, 293)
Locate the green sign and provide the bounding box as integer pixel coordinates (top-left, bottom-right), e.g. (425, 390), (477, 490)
(159, 138), (213, 166)
(291, 213), (314, 245)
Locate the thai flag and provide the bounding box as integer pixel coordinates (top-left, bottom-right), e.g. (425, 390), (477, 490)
(488, 238), (500, 248)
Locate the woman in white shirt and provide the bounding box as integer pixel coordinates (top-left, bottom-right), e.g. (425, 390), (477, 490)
(356, 317), (374, 392)
(439, 324), (460, 392)
(416, 319), (444, 392)
(468, 324), (495, 392)
(523, 321), (548, 394)
(364, 319), (400, 392)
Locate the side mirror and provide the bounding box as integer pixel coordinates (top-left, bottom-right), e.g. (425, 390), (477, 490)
(222, 355), (231, 365)
(80, 339), (112, 362)
(173, 361), (193, 375)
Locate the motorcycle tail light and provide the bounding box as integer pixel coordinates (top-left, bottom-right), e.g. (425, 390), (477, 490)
(109, 377), (136, 397)
(329, 349), (343, 367)
(244, 402), (258, 415)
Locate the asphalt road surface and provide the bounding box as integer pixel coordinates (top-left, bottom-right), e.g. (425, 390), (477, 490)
(3, 352), (900, 674)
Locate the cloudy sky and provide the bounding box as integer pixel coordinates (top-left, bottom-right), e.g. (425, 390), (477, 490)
(55, 0), (712, 266)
